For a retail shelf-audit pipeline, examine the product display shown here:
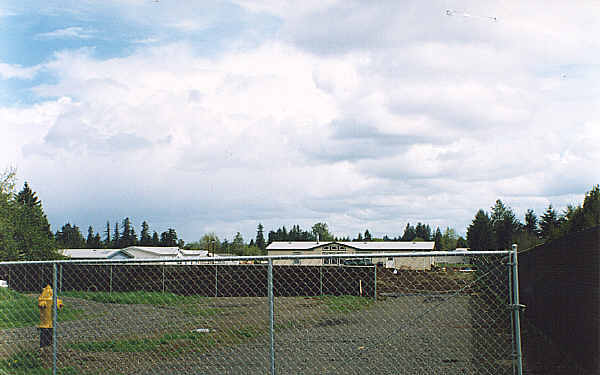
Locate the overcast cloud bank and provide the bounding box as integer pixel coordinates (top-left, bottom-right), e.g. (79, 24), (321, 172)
(1, 0), (599, 241)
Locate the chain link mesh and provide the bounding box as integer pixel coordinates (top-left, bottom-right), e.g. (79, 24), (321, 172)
(0, 254), (516, 374)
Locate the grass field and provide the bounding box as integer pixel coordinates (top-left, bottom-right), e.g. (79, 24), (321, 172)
(0, 288), (85, 329)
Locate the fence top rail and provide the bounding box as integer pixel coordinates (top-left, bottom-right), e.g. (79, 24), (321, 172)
(0, 250), (511, 266)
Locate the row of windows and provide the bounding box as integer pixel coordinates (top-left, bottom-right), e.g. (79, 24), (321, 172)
(322, 246), (345, 250)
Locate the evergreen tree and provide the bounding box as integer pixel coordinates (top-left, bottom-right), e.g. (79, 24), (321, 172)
(140, 221), (152, 246)
(414, 223), (432, 241)
(364, 229), (372, 241)
(434, 227), (443, 250)
(401, 223), (416, 241)
(113, 222), (120, 248)
(16, 182), (40, 208)
(582, 184), (600, 228)
(524, 209), (539, 237)
(55, 223), (86, 248)
(490, 199), (520, 250)
(255, 223), (266, 251)
(151, 231), (160, 246)
(467, 209), (493, 251)
(7, 182), (58, 260)
(104, 221), (111, 248)
(232, 232), (244, 255)
(562, 204), (585, 235)
(120, 217), (137, 247)
(540, 204), (560, 240)
(456, 236), (468, 248)
(86, 226), (95, 248)
(160, 228), (178, 246)
(93, 232), (102, 248)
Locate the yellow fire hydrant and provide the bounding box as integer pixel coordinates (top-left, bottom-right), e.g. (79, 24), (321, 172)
(38, 285), (63, 347)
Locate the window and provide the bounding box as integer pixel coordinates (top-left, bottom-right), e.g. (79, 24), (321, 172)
(292, 251), (301, 265)
(323, 246), (330, 250)
(330, 245), (337, 250)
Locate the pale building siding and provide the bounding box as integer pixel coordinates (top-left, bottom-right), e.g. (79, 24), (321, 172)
(266, 242), (435, 270)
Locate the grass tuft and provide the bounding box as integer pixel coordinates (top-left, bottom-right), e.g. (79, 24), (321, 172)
(0, 350), (77, 374)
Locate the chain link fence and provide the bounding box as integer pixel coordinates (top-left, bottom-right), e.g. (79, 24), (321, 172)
(0, 251), (521, 374)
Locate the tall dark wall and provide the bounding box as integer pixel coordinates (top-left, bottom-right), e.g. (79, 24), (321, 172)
(519, 226), (599, 374)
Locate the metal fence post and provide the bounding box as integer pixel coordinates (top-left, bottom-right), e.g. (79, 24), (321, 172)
(215, 264), (218, 298)
(162, 265), (165, 293)
(59, 265), (62, 294)
(373, 265), (377, 300)
(508, 251), (516, 375)
(511, 244), (524, 375)
(52, 262), (58, 375)
(319, 265), (323, 296)
(268, 259), (275, 375)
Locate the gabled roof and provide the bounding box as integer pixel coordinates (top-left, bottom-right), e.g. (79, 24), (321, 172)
(122, 246), (180, 256)
(60, 249), (132, 259)
(340, 241), (434, 251)
(180, 250), (209, 257)
(266, 241), (435, 251)
(267, 241), (322, 250)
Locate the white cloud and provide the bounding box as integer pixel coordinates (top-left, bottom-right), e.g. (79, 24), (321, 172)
(0, 62), (40, 79)
(3, 1), (600, 241)
(36, 26), (95, 39)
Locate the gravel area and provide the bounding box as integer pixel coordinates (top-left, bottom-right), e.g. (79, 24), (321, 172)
(1, 281), (518, 374)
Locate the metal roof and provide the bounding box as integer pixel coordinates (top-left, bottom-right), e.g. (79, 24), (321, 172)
(60, 249), (129, 259)
(123, 246), (180, 256)
(180, 250), (209, 257)
(267, 242), (322, 250)
(340, 241), (434, 250)
(267, 241), (435, 251)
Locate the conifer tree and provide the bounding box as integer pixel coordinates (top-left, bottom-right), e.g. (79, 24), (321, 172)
(140, 221), (152, 246)
(540, 204), (559, 240)
(8, 182), (58, 260)
(255, 223), (266, 251)
(104, 221), (111, 248)
(434, 227), (443, 250)
(113, 222), (120, 248)
(467, 209), (493, 251)
(151, 231), (160, 246)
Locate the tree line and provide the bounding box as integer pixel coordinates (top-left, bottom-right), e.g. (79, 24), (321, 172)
(1, 168), (598, 261)
(54, 219), (182, 249)
(466, 185), (600, 251)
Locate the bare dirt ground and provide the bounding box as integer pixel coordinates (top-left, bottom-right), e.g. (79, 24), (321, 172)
(2, 293), (515, 374)
(4, 267), (558, 374)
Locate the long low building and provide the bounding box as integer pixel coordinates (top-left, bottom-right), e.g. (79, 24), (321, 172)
(60, 247), (209, 264)
(267, 241), (435, 270)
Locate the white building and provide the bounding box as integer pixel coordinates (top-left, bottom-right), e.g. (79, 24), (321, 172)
(60, 247), (210, 264)
(60, 248), (132, 260)
(267, 241), (435, 270)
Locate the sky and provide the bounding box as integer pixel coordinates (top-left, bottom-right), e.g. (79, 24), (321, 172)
(1, 0), (599, 243)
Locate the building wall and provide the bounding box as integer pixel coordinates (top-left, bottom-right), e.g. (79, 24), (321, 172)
(268, 246), (433, 270)
(432, 254), (469, 265)
(394, 255), (432, 270)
